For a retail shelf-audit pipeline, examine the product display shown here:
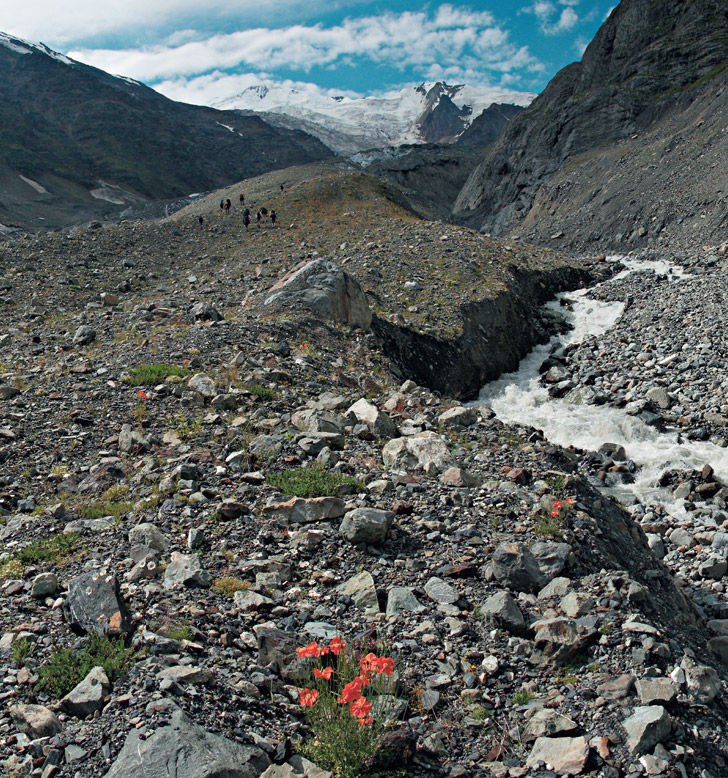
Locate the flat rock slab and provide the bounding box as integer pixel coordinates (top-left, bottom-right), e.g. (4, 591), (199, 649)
(339, 508), (393, 544)
(64, 572), (133, 635)
(263, 496), (346, 524)
(526, 736), (589, 774)
(10, 704), (62, 738)
(60, 666), (111, 718)
(622, 705), (672, 755)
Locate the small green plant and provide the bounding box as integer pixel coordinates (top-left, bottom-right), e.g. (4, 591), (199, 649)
(11, 637), (33, 667)
(77, 485), (133, 523)
(535, 494), (575, 540)
(266, 465), (364, 498)
(244, 383), (276, 401)
(14, 533), (82, 567)
(123, 363), (190, 386)
(166, 622), (193, 642)
(212, 577), (251, 598)
(0, 559), (24, 579)
(295, 637), (404, 777)
(510, 690), (536, 706)
(166, 411), (203, 441)
(468, 704), (492, 722)
(37, 633), (141, 698)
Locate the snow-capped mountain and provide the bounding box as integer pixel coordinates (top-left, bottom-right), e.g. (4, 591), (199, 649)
(213, 81), (536, 155)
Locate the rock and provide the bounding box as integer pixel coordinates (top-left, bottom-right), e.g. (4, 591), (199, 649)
(560, 591), (593, 618)
(262, 496), (346, 524)
(622, 706), (672, 755)
(382, 431), (452, 474)
(522, 709), (578, 742)
(526, 736), (589, 774)
(490, 543), (545, 592)
(339, 508), (393, 545)
(60, 666), (111, 717)
(255, 625), (298, 681)
(73, 325), (96, 345)
(128, 522), (169, 552)
(346, 398), (398, 438)
(64, 572), (133, 634)
(103, 704), (269, 778)
(439, 467), (482, 487)
(118, 424), (150, 453)
(386, 587), (425, 616)
(291, 409), (345, 435)
(264, 259), (372, 330)
(438, 406), (480, 429)
(190, 301), (223, 321)
(532, 617), (595, 662)
(681, 656), (721, 703)
(635, 677), (678, 705)
(596, 674), (635, 700)
(530, 541), (572, 581)
(9, 704), (62, 738)
(164, 552), (211, 589)
(234, 590), (275, 611)
(538, 577), (571, 599)
(424, 576), (459, 605)
(336, 571), (379, 611)
(158, 666), (214, 685)
(646, 386), (672, 409)
(31, 572), (58, 598)
(480, 590), (525, 634)
(188, 373), (217, 398)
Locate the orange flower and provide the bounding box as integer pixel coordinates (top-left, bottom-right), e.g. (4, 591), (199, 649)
(338, 678), (363, 703)
(357, 715), (374, 727)
(329, 637), (346, 656)
(319, 645), (329, 656)
(375, 657), (395, 676)
(360, 653), (378, 673)
(137, 390), (148, 400)
(553, 500), (563, 509)
(296, 641), (320, 659)
(550, 510), (559, 517)
(357, 672), (371, 688)
(299, 688), (319, 707)
(314, 666), (334, 680)
(349, 696), (372, 719)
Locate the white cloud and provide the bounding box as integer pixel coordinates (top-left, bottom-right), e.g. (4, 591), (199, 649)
(522, 0), (581, 34)
(67, 6), (542, 86)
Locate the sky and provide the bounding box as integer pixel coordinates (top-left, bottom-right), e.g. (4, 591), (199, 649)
(0, 1), (618, 105)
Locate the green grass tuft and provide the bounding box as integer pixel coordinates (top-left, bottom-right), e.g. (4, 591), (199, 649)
(266, 465), (364, 498)
(123, 363), (190, 386)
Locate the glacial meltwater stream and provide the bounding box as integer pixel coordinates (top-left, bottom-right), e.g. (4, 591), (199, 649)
(473, 257), (728, 517)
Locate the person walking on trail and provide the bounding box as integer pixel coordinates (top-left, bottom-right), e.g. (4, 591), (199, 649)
(256, 210), (262, 227)
(243, 212), (250, 230)
(239, 193), (245, 205)
(198, 214), (204, 227)
(220, 199), (224, 211)
(270, 209), (277, 225)
(225, 198), (231, 214)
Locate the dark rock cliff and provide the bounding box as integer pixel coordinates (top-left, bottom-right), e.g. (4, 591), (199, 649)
(373, 263), (598, 400)
(453, 0), (728, 250)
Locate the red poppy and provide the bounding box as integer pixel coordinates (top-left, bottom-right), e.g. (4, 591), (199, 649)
(319, 645), (329, 656)
(375, 657), (395, 676)
(349, 696), (372, 719)
(550, 510), (559, 517)
(553, 500), (563, 509)
(137, 390), (148, 400)
(357, 715), (374, 727)
(338, 678), (363, 703)
(296, 641), (320, 659)
(360, 652), (378, 673)
(329, 637), (346, 656)
(299, 688), (319, 707)
(314, 666), (333, 680)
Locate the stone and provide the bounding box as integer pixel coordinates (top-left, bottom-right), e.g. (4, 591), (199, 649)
(522, 709), (578, 742)
(264, 259), (372, 330)
(73, 325), (96, 345)
(622, 706), (671, 755)
(164, 552), (211, 589)
(532, 617), (594, 662)
(646, 386), (672, 409)
(382, 431), (452, 474)
(158, 666), (214, 685)
(424, 576), (459, 605)
(9, 704), (62, 738)
(596, 674), (635, 700)
(438, 406), (480, 429)
(560, 592), (593, 618)
(31, 572), (58, 598)
(526, 736), (589, 774)
(386, 587), (425, 616)
(60, 666), (111, 717)
(188, 373), (217, 398)
(635, 677), (678, 705)
(336, 571), (379, 611)
(439, 467), (482, 488)
(190, 301), (223, 321)
(128, 522), (169, 552)
(254, 625), (298, 681)
(530, 541), (572, 581)
(234, 590), (275, 611)
(346, 398), (398, 438)
(291, 409), (345, 435)
(64, 572), (133, 635)
(339, 508), (393, 545)
(103, 704), (269, 778)
(491, 543), (545, 592)
(538, 577), (571, 599)
(480, 590), (525, 634)
(668, 527), (694, 548)
(262, 496), (346, 524)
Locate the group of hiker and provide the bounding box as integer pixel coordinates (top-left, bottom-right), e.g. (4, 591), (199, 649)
(197, 194), (277, 229)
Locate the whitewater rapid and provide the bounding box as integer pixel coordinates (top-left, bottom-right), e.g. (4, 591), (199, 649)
(473, 257), (728, 516)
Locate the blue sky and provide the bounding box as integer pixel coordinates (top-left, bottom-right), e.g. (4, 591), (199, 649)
(0, 1), (617, 104)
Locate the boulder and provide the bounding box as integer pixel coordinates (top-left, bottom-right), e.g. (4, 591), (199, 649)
(60, 666), (111, 718)
(164, 552), (211, 589)
(491, 543), (545, 592)
(526, 736), (589, 774)
(64, 572), (133, 635)
(481, 590), (525, 634)
(263, 496), (346, 524)
(9, 704), (62, 738)
(382, 432), (452, 474)
(622, 705), (671, 755)
(339, 508), (393, 545)
(346, 398), (398, 438)
(336, 571), (379, 611)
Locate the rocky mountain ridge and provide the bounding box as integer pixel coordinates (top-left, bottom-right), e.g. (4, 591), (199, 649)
(453, 0), (728, 252)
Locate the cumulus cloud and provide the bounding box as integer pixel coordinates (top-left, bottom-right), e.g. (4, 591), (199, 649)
(522, 0), (581, 35)
(67, 6), (542, 87)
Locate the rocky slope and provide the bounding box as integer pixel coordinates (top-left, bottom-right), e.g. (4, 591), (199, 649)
(1, 164), (728, 778)
(453, 0), (728, 252)
(0, 33), (331, 234)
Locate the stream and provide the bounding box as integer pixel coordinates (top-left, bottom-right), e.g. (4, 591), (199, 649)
(473, 257), (728, 517)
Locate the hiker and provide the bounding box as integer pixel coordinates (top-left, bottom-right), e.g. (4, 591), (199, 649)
(243, 212), (250, 230)
(220, 199), (224, 211)
(256, 210), (262, 226)
(225, 198), (231, 214)
(198, 214), (204, 226)
(239, 193), (245, 204)
(270, 209), (277, 225)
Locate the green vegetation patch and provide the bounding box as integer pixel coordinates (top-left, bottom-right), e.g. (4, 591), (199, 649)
(244, 383), (276, 401)
(38, 633), (141, 699)
(212, 577), (251, 598)
(266, 466), (364, 498)
(14, 532), (82, 567)
(123, 363), (190, 386)
(78, 485), (134, 522)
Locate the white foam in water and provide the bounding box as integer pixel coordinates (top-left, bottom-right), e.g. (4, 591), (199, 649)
(474, 257), (724, 517)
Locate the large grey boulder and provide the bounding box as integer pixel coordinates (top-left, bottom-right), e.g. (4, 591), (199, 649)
(346, 398), (398, 438)
(103, 704), (270, 778)
(264, 259), (372, 330)
(481, 590), (525, 634)
(9, 704), (62, 738)
(526, 736), (589, 774)
(382, 432), (452, 474)
(60, 666), (111, 718)
(64, 572), (133, 635)
(339, 508), (393, 545)
(491, 543), (545, 593)
(164, 552), (211, 589)
(336, 571), (379, 611)
(622, 705), (672, 755)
